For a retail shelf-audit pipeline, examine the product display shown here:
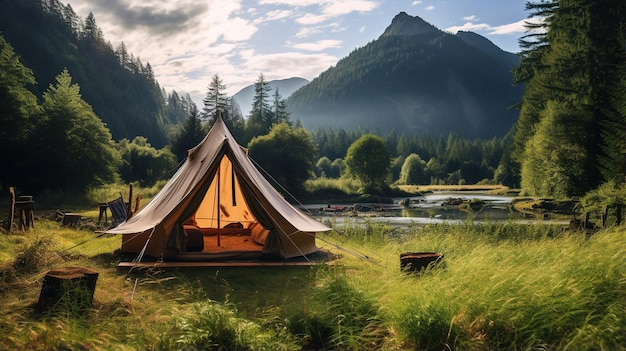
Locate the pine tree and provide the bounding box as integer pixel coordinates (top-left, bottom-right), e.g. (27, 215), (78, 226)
(271, 88), (291, 126)
(247, 73), (274, 135)
(32, 68), (119, 191)
(171, 109), (206, 161)
(202, 74), (228, 124)
(514, 0), (625, 196)
(0, 34), (40, 188)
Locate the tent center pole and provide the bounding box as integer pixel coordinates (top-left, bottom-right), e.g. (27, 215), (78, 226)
(217, 165), (221, 247)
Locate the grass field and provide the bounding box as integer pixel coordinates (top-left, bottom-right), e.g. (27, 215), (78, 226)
(0, 218), (624, 350)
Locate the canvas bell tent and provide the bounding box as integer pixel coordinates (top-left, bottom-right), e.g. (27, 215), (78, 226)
(107, 117), (330, 261)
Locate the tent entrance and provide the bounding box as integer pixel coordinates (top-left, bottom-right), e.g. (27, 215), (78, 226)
(179, 221), (271, 255)
(177, 155), (274, 255)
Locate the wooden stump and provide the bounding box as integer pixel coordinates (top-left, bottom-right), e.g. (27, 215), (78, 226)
(37, 267), (99, 313)
(62, 213), (82, 227)
(400, 252), (443, 273)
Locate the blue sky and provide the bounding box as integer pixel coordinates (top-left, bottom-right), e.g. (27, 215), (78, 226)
(67, 0), (532, 107)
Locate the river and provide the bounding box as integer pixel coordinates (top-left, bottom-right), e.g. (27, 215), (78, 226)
(302, 191), (569, 227)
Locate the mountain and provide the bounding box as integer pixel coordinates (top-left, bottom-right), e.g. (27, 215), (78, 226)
(0, 0), (171, 147)
(233, 77), (309, 118)
(454, 30), (519, 68)
(286, 12), (523, 138)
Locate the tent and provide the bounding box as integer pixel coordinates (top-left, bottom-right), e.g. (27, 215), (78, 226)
(107, 116), (331, 261)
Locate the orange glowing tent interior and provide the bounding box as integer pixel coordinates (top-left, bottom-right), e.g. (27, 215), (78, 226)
(107, 115), (330, 262)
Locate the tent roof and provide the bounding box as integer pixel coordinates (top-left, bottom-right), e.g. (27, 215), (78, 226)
(107, 117), (330, 236)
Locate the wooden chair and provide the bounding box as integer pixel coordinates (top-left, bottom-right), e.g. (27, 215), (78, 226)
(4, 187), (34, 232)
(4, 187), (16, 232)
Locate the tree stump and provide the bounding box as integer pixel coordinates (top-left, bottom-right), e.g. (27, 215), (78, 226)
(400, 252), (443, 274)
(62, 213), (82, 227)
(37, 267), (99, 313)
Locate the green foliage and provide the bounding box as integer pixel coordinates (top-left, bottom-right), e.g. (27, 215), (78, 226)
(0, 220), (624, 350)
(157, 300), (287, 351)
(287, 274), (384, 350)
(520, 100), (591, 197)
(28, 68), (120, 192)
(515, 0), (626, 197)
(345, 134), (391, 192)
(399, 153), (427, 185)
(202, 74), (229, 122)
(287, 25), (522, 138)
(580, 181), (626, 225)
(0, 0), (170, 146)
(171, 110), (206, 161)
(116, 136), (177, 186)
(315, 156), (332, 177)
(0, 34), (40, 188)
(248, 123), (318, 195)
(304, 177), (361, 199)
(312, 127), (509, 186)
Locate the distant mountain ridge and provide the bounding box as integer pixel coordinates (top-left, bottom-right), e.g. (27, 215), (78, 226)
(233, 77), (309, 117)
(286, 12), (522, 138)
(379, 11), (440, 37)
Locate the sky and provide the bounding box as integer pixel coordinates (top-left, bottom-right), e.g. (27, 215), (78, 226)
(66, 0), (532, 107)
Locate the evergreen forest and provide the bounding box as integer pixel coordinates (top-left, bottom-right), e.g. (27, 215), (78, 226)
(0, 0), (625, 203)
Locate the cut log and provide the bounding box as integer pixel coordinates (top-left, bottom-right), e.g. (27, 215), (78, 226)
(37, 267), (99, 313)
(400, 252), (443, 273)
(62, 213), (82, 227)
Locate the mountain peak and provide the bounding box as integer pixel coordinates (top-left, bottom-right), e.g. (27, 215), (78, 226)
(380, 12), (439, 38)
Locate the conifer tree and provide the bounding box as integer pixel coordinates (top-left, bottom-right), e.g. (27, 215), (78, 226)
(0, 35), (39, 188)
(32, 68), (119, 191)
(271, 88), (291, 126)
(202, 74), (228, 123)
(514, 0), (626, 196)
(171, 109), (206, 161)
(247, 73), (274, 136)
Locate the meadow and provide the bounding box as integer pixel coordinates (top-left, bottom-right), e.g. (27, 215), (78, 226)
(0, 216), (624, 350)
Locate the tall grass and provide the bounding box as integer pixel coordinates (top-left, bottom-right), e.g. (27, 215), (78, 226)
(329, 222), (625, 350)
(304, 177), (361, 199)
(0, 218), (623, 350)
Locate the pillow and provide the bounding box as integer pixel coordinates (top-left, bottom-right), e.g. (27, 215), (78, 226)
(250, 223), (269, 245)
(224, 222), (243, 229)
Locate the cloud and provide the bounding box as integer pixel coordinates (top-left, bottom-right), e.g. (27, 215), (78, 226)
(412, 1), (422, 4)
(292, 39), (343, 51)
(463, 15), (476, 21)
(446, 18), (531, 36)
(78, 0), (210, 36)
(489, 19), (536, 35)
(446, 22), (491, 33)
(264, 9), (293, 21)
(425, 5), (434, 11)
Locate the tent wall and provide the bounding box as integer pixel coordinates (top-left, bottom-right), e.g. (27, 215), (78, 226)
(109, 117), (330, 261)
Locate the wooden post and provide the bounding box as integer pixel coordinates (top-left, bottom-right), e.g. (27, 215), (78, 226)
(127, 184), (133, 219)
(37, 267), (99, 313)
(5, 187), (15, 232)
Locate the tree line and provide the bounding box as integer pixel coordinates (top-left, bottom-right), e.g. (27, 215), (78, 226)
(3, 0), (624, 201)
(512, 0), (626, 198)
(0, 30), (514, 197)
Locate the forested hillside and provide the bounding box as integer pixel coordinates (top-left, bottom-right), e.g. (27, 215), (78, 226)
(233, 77), (309, 118)
(0, 0), (179, 147)
(513, 0), (626, 197)
(287, 12), (523, 139)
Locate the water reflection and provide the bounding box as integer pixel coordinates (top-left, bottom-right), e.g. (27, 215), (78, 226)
(304, 191), (568, 226)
